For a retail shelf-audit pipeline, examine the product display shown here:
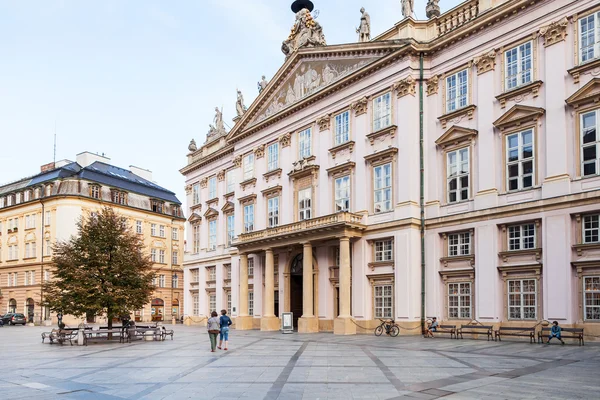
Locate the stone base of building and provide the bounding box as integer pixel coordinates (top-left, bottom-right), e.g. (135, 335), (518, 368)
(235, 316), (254, 330)
(298, 316), (319, 333)
(260, 316), (280, 331)
(334, 317), (356, 335)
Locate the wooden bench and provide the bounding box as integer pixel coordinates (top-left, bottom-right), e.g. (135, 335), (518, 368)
(42, 328), (79, 345)
(161, 327), (174, 340)
(457, 324), (494, 341)
(84, 329), (128, 345)
(128, 326), (162, 342)
(495, 326), (536, 343)
(538, 327), (584, 346)
(431, 324), (457, 339)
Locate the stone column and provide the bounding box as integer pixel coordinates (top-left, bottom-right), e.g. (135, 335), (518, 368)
(334, 237), (356, 335)
(298, 242), (318, 333)
(236, 253), (253, 330)
(261, 249), (279, 331)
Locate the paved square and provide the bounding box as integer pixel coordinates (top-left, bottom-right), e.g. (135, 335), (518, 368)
(1, 326), (599, 399)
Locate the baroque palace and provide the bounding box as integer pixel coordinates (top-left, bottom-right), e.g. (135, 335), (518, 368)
(181, 0), (600, 336)
(0, 152), (185, 325)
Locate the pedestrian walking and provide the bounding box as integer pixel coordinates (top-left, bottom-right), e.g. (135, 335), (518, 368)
(207, 311), (220, 352)
(547, 321), (565, 345)
(218, 309), (233, 350)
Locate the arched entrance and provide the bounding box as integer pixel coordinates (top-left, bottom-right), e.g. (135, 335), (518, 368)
(26, 298), (35, 323)
(151, 298), (164, 321)
(8, 299), (16, 313)
(172, 299), (179, 320)
(290, 254), (303, 328)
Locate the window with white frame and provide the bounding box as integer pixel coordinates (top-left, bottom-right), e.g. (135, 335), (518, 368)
(90, 185), (100, 199)
(508, 279), (537, 320)
(446, 69), (468, 112)
(584, 276), (600, 320)
(581, 110), (600, 177)
(24, 191), (30, 202)
(373, 92), (392, 132)
(226, 292), (232, 315)
(159, 225), (165, 238)
(44, 270), (50, 282)
(46, 240), (52, 256)
(209, 267), (216, 281)
(583, 214), (600, 244)
(268, 196), (279, 228)
(136, 220), (143, 234)
(248, 291), (254, 316)
(193, 224), (201, 253)
(448, 232), (471, 256)
(375, 239), (393, 262)
(151, 249), (157, 263)
(447, 148), (469, 203)
(172, 273), (178, 288)
(504, 41), (532, 90)
(8, 272), (18, 286)
(298, 128), (312, 159)
(373, 163), (392, 213)
(45, 211), (51, 226)
(191, 268), (199, 283)
(267, 142), (279, 171)
(172, 251), (178, 265)
(208, 220), (217, 251)
(506, 129), (534, 191)
(243, 153), (255, 181)
(8, 245), (18, 260)
(172, 227), (179, 240)
(209, 294), (216, 313)
(248, 258), (254, 277)
(159, 249), (165, 264)
(335, 176), (350, 212)
(25, 214), (36, 229)
(25, 242), (36, 258)
(227, 214), (235, 247)
(374, 284), (393, 318)
(508, 223), (536, 251)
(334, 110), (350, 145)
(192, 294), (199, 316)
(159, 274), (165, 288)
(298, 188), (312, 221)
(192, 183), (200, 205)
(208, 176), (217, 199)
(226, 265), (232, 280)
(244, 204), (254, 233)
(579, 12), (600, 64)
(448, 282), (471, 319)
(151, 223), (157, 236)
(226, 170), (235, 194)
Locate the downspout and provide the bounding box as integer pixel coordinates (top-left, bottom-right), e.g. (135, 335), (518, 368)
(40, 200), (45, 325)
(419, 53), (426, 333)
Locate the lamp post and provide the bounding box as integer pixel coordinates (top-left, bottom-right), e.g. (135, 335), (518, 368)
(171, 272), (177, 325)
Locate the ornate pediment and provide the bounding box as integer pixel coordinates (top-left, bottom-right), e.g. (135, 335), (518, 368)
(435, 126), (478, 148)
(493, 105), (545, 131)
(204, 207), (219, 218)
(188, 212), (202, 223)
(566, 78), (600, 109)
(221, 201), (235, 213)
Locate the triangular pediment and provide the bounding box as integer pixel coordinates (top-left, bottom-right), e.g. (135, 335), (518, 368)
(187, 212), (202, 223)
(566, 78), (600, 108)
(221, 201), (234, 213)
(204, 207), (219, 218)
(493, 105), (545, 131)
(435, 126), (478, 148)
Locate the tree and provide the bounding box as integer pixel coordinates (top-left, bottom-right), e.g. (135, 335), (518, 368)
(43, 207), (155, 330)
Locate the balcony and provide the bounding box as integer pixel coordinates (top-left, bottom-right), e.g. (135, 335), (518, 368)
(437, 0), (478, 37)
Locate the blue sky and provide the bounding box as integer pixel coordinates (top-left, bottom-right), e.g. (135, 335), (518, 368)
(0, 0), (463, 204)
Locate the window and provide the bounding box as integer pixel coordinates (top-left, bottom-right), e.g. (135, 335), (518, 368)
(248, 292), (254, 316)
(227, 292), (232, 315)
(244, 204), (254, 233)
(579, 12), (600, 64)
(506, 129), (534, 191)
(191, 268), (199, 283)
(112, 191), (126, 205)
(151, 224), (157, 236)
(335, 176), (350, 212)
(375, 239), (393, 262)
(243, 153), (255, 181)
(45, 211), (51, 226)
(158, 274), (165, 288)
(298, 188), (312, 221)
(267, 142), (279, 171)
(298, 128), (312, 159)
(334, 111), (350, 145)
(508, 223), (536, 251)
(8, 245), (18, 260)
(448, 282), (471, 319)
(226, 170), (236, 194)
(90, 185), (100, 199)
(151, 249), (157, 263)
(209, 267), (216, 281)
(268, 196), (279, 228)
(151, 200), (164, 214)
(373, 163), (392, 213)
(25, 214), (36, 229)
(159, 250), (165, 264)
(505, 41), (532, 90)
(447, 148), (469, 203)
(8, 272), (18, 286)
(193, 224), (201, 253)
(192, 183), (200, 205)
(159, 225), (165, 238)
(172, 251), (178, 265)
(25, 242), (36, 258)
(25, 271), (34, 286)
(373, 92), (392, 131)
(192, 294), (199, 316)
(446, 69), (468, 112)
(448, 232), (471, 256)
(209, 294), (216, 313)
(374, 284), (393, 318)
(226, 265), (232, 279)
(248, 258), (254, 277)
(172, 274), (178, 288)
(46, 240), (52, 256)
(581, 110), (600, 177)
(208, 220), (217, 251)
(172, 227), (179, 240)
(584, 276), (600, 320)
(227, 214), (235, 247)
(208, 177), (217, 199)
(508, 279), (536, 320)
(583, 215), (599, 244)
(24, 191), (30, 202)
(44, 270), (50, 282)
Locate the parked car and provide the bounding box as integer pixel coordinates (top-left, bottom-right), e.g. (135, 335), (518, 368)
(0, 313), (26, 325)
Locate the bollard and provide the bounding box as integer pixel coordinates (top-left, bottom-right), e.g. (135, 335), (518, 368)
(77, 322), (85, 346)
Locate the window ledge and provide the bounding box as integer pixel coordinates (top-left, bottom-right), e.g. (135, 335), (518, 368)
(366, 126), (396, 145)
(573, 242), (600, 256)
(206, 197), (219, 205)
(206, 280), (216, 284)
(239, 178), (257, 191)
(568, 58), (600, 84)
(367, 261), (394, 271)
(438, 105), (477, 129)
(329, 141), (355, 157)
(495, 80), (543, 109)
(498, 248), (542, 262)
(263, 168), (282, 182)
(440, 255), (474, 267)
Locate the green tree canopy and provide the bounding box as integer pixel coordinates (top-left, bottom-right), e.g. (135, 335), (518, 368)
(43, 207), (155, 329)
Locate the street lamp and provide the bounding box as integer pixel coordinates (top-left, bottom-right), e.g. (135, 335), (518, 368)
(171, 273), (178, 324)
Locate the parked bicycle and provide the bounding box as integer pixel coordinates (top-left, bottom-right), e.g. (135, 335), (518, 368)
(374, 319), (400, 337)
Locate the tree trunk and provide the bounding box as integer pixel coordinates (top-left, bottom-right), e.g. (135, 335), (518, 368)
(107, 308), (113, 340)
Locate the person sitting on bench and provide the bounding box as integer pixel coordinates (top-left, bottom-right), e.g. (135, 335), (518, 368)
(547, 321), (565, 345)
(425, 317), (438, 338)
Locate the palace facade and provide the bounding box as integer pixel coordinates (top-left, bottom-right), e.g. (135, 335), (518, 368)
(181, 0), (600, 336)
(0, 152), (185, 325)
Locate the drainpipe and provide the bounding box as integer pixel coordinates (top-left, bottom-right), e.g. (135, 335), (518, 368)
(40, 199), (45, 325)
(419, 53), (426, 333)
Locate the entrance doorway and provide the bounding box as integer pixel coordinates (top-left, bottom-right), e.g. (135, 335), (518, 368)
(290, 254), (303, 329)
(26, 298), (34, 323)
(151, 298), (164, 321)
(172, 299), (179, 320)
(9, 299), (16, 313)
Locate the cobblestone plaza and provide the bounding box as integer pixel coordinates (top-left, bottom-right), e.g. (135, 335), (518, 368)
(1, 326), (599, 399)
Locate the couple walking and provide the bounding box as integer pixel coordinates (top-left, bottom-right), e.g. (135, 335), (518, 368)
(207, 310), (232, 352)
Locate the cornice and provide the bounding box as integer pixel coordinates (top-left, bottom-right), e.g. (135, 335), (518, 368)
(180, 144), (235, 175)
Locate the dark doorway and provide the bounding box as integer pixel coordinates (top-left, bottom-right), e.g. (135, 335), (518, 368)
(26, 298), (34, 323)
(274, 290), (279, 318)
(290, 254), (303, 329)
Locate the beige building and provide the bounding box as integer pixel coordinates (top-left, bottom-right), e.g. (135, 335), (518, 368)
(0, 152), (185, 325)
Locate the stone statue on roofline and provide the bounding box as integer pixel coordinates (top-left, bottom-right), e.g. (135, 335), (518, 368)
(207, 107), (227, 139)
(401, 0), (414, 19)
(235, 89), (247, 117)
(357, 7), (370, 42)
(426, 0), (441, 19)
(188, 139), (197, 152)
(282, 7), (326, 58)
(258, 75), (269, 93)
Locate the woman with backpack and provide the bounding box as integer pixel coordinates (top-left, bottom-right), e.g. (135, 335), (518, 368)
(217, 309), (233, 350)
(207, 311), (220, 352)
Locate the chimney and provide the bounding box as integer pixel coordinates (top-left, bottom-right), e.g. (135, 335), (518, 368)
(129, 165), (153, 182)
(76, 151), (111, 168)
(40, 162), (56, 172)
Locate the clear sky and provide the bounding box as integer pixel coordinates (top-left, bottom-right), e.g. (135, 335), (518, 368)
(0, 0), (463, 204)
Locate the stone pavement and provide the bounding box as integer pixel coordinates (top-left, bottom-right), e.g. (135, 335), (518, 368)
(1, 325), (599, 399)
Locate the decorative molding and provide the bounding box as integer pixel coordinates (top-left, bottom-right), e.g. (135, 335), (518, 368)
(426, 75), (439, 96)
(351, 96), (368, 116)
(200, 177), (208, 188)
(497, 264), (542, 279)
(188, 212), (202, 223)
(538, 17), (569, 47)
(435, 126), (478, 148)
(393, 75), (416, 97)
(326, 161), (356, 177)
(254, 144), (265, 159)
(492, 104), (545, 131)
(233, 155), (242, 168)
(364, 147), (398, 164)
(261, 185), (283, 197)
(317, 114), (331, 131)
(572, 242), (600, 257)
(206, 196), (219, 207)
(440, 255), (475, 268)
(472, 50), (497, 75)
(279, 132), (291, 148)
(367, 261), (394, 271)
(568, 58), (600, 85)
(366, 125), (397, 145)
(288, 164), (320, 179)
(203, 207), (219, 218)
(238, 194), (257, 205)
(221, 201), (235, 213)
(328, 140), (355, 159)
(239, 177), (257, 191)
(263, 168), (283, 182)
(438, 105), (476, 129)
(495, 80), (543, 109)
(565, 78), (600, 109)
(184, 185), (192, 195)
(498, 248), (542, 263)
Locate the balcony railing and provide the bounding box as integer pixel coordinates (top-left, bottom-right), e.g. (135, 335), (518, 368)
(437, 0), (479, 37)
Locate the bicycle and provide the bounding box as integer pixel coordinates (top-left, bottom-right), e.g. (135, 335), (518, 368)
(374, 319), (400, 337)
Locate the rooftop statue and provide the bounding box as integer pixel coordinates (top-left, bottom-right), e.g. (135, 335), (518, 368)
(282, 8), (326, 58)
(207, 107), (227, 139)
(401, 0), (414, 19)
(188, 139), (197, 152)
(258, 75), (269, 93)
(357, 7), (371, 42)
(235, 90), (247, 117)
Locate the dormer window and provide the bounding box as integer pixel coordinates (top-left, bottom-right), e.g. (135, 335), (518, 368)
(90, 185), (101, 199)
(171, 205), (181, 217)
(45, 184), (53, 197)
(111, 190), (127, 205)
(151, 200), (164, 214)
